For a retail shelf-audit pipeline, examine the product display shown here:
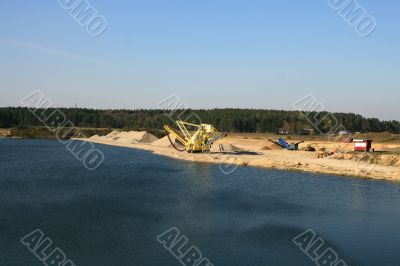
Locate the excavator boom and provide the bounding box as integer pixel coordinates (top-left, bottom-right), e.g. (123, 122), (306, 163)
(164, 120), (224, 153)
(164, 125), (187, 146)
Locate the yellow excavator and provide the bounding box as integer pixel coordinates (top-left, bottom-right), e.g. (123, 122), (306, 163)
(164, 120), (224, 153)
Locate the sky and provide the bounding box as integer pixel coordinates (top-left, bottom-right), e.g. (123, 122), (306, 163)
(0, 0), (398, 120)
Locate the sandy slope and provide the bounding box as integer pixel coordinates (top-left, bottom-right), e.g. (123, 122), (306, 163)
(79, 135), (400, 182)
(0, 128), (10, 138)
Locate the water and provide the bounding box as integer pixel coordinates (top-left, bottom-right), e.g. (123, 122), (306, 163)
(1, 139), (400, 266)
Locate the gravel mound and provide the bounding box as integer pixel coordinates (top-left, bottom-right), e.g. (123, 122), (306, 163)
(260, 143), (282, 150)
(97, 130), (158, 144)
(104, 130), (120, 140)
(152, 135), (185, 148)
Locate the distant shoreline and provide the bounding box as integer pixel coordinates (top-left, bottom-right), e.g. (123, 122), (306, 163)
(78, 137), (400, 182)
(3, 126), (399, 182)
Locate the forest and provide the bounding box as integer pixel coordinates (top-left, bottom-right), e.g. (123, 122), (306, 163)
(0, 107), (399, 134)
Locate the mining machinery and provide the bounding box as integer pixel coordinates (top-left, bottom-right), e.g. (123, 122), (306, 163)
(164, 120), (224, 153)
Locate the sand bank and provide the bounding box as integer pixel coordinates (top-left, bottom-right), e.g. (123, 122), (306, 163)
(78, 133), (400, 182)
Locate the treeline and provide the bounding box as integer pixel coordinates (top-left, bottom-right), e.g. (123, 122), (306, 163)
(0, 107), (399, 134)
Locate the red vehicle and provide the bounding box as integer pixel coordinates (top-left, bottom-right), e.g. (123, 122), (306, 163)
(353, 139), (373, 152)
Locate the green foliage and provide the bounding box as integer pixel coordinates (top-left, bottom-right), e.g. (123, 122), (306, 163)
(0, 107), (398, 134)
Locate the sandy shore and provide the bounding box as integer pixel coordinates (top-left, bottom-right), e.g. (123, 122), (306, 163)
(79, 136), (400, 182)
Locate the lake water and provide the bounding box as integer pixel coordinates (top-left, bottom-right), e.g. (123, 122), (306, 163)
(1, 139), (400, 266)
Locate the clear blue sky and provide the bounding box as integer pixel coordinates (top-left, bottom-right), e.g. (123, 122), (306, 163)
(0, 0), (398, 120)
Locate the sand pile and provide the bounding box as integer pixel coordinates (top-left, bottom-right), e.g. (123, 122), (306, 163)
(151, 136), (171, 147)
(114, 137), (138, 144)
(0, 129), (10, 138)
(95, 130), (158, 144)
(104, 130), (120, 140)
(113, 131), (158, 144)
(152, 135), (185, 149)
(260, 143), (282, 150)
(140, 132), (159, 143)
(89, 134), (100, 140)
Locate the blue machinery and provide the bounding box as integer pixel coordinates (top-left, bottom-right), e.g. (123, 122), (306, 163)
(269, 138), (304, 151)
